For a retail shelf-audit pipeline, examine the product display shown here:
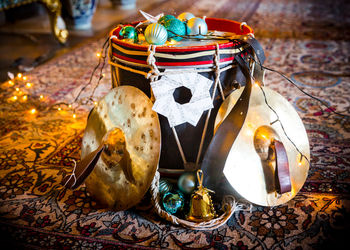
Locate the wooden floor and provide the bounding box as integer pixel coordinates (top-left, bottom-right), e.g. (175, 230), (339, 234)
(0, 0), (161, 82)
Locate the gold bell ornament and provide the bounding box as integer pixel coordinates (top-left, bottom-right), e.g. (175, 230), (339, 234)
(186, 170), (216, 222)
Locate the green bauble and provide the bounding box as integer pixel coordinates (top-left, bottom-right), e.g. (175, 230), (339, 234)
(158, 14), (175, 25)
(178, 172), (197, 195)
(163, 18), (186, 41)
(119, 26), (138, 43)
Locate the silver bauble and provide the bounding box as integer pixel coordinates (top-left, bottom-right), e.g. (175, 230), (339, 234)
(177, 12), (195, 22)
(178, 172), (197, 195)
(187, 17), (208, 37)
(144, 23), (168, 45)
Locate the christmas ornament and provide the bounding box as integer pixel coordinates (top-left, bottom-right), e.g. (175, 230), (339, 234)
(178, 172), (197, 195)
(162, 191), (185, 214)
(186, 170), (216, 222)
(163, 18), (187, 41)
(187, 17), (208, 37)
(144, 23), (168, 45)
(151, 70), (213, 127)
(159, 179), (173, 195)
(119, 26), (138, 43)
(137, 10), (163, 27)
(177, 12), (195, 22)
(158, 14), (175, 25)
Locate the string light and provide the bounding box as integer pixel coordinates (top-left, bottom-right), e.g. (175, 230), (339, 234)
(8, 80), (14, 86)
(94, 101), (98, 106)
(73, 114), (77, 119)
(23, 76), (28, 81)
(15, 87), (20, 92)
(39, 95), (44, 100)
(30, 108), (36, 114)
(26, 82), (32, 88)
(17, 73), (22, 79)
(58, 107), (62, 111)
(22, 95), (28, 101)
(12, 96), (18, 101)
(96, 52), (101, 58)
(68, 104), (72, 108)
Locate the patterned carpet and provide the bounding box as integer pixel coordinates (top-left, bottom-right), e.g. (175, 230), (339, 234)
(0, 0), (349, 249)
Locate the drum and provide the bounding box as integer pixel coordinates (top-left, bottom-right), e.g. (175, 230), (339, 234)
(109, 18), (254, 175)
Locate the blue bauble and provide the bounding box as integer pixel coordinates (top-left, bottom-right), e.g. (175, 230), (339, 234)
(187, 17), (208, 37)
(119, 26), (138, 43)
(177, 12), (195, 22)
(158, 14), (175, 25)
(163, 18), (186, 41)
(178, 172), (197, 195)
(159, 179), (173, 195)
(144, 23), (168, 45)
(162, 191), (185, 214)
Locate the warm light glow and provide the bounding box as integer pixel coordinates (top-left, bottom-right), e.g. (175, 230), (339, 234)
(39, 95), (44, 99)
(58, 107), (62, 111)
(96, 52), (101, 58)
(245, 128), (254, 136)
(94, 101), (98, 106)
(254, 81), (259, 87)
(12, 96), (18, 101)
(73, 114), (77, 119)
(17, 73), (22, 79)
(26, 82), (32, 88)
(261, 134), (267, 139)
(30, 108), (36, 114)
(68, 104), (72, 108)
(22, 95), (28, 101)
(102, 73), (105, 77)
(167, 39), (178, 45)
(8, 80), (14, 86)
(23, 76), (28, 81)
(15, 87), (20, 92)
(298, 162), (302, 166)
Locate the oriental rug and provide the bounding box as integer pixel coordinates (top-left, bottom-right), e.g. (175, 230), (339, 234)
(0, 0), (349, 249)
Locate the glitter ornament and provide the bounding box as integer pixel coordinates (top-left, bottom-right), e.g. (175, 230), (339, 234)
(144, 23), (168, 45)
(163, 18), (187, 41)
(178, 172), (197, 195)
(159, 179), (173, 195)
(187, 17), (208, 37)
(162, 191), (185, 214)
(119, 26), (138, 43)
(158, 14), (175, 25)
(177, 12), (195, 22)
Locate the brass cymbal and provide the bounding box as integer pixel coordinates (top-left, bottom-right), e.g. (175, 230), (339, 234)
(81, 86), (161, 210)
(214, 84), (310, 206)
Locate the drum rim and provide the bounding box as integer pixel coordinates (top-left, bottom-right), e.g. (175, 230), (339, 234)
(109, 17), (254, 52)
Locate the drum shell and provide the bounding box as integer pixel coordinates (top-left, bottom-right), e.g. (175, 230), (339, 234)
(109, 17), (254, 173)
(111, 63), (248, 171)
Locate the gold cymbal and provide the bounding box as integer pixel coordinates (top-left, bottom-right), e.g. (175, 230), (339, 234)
(214, 84), (310, 206)
(81, 86), (161, 210)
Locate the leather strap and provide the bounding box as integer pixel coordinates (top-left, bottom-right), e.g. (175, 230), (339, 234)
(202, 55), (252, 191)
(245, 37), (265, 66)
(273, 140), (291, 194)
(61, 144), (105, 189)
